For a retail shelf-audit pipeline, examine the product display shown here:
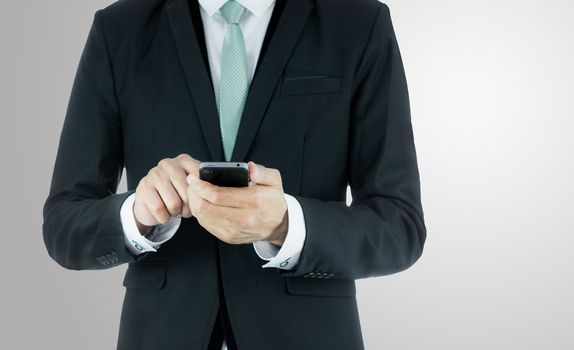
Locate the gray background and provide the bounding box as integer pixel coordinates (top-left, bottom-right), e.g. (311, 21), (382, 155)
(1, 0), (573, 349)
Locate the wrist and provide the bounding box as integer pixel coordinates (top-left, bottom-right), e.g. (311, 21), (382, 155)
(267, 209), (289, 247)
(136, 220), (153, 236)
(133, 202), (153, 236)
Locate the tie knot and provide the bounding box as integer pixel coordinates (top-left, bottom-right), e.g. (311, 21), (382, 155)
(219, 0), (246, 24)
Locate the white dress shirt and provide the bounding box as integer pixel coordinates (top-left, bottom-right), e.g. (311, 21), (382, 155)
(120, 1), (306, 347)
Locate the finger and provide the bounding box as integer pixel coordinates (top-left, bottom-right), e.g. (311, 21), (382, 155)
(143, 185), (172, 224)
(187, 192), (256, 245)
(150, 168), (182, 217)
(133, 184), (160, 227)
(186, 181), (227, 219)
(174, 177), (193, 218)
(186, 181), (200, 218)
(188, 174), (252, 208)
(176, 153), (201, 175)
(247, 161), (282, 187)
(158, 158), (191, 217)
(191, 194), (246, 229)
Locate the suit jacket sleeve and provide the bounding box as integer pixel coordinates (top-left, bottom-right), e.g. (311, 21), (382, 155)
(42, 10), (147, 270)
(281, 4), (426, 280)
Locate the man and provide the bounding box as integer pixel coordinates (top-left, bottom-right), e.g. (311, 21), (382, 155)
(42, 0), (426, 349)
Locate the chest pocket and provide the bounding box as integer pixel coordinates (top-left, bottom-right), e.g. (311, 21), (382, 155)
(280, 73), (341, 96)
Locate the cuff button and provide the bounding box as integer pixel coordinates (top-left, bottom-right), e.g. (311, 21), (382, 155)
(279, 257), (291, 268)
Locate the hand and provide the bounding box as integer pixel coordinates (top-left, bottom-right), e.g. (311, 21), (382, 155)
(186, 161), (289, 246)
(133, 153), (201, 234)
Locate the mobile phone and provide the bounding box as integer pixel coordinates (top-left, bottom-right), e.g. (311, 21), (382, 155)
(198, 162), (250, 187)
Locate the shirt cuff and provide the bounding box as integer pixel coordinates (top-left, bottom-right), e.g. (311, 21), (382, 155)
(252, 193), (306, 270)
(120, 192), (182, 255)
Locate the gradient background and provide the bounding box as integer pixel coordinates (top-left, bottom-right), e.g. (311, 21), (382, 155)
(1, 0), (573, 349)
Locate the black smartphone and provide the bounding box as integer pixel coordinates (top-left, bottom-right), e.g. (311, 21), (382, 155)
(198, 162), (250, 187)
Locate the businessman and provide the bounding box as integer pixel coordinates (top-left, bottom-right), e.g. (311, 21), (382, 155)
(42, 0), (426, 349)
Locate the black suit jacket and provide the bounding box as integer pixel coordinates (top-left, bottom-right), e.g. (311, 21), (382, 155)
(42, 0), (426, 349)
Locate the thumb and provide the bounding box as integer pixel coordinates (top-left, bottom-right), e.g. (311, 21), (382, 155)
(248, 161), (282, 187)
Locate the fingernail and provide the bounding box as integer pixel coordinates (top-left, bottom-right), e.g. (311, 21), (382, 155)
(187, 174), (193, 184)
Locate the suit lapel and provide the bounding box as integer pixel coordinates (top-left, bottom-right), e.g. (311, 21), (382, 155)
(231, 0), (312, 162)
(166, 0), (223, 161)
(166, 0), (313, 162)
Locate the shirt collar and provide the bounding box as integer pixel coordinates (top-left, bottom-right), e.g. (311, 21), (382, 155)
(198, 0), (275, 18)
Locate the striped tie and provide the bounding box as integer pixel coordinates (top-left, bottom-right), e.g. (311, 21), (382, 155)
(219, 0), (248, 161)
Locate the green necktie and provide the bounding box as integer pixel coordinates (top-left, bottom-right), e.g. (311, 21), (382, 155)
(219, 0), (248, 161)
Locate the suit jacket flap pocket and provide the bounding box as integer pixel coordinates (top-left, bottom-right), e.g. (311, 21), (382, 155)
(123, 265), (166, 290)
(285, 276), (356, 297)
(280, 75), (341, 96)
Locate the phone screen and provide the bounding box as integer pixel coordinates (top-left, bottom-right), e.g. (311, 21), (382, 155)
(199, 162), (249, 187)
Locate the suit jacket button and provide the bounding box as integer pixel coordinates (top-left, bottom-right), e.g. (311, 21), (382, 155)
(96, 256), (107, 265)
